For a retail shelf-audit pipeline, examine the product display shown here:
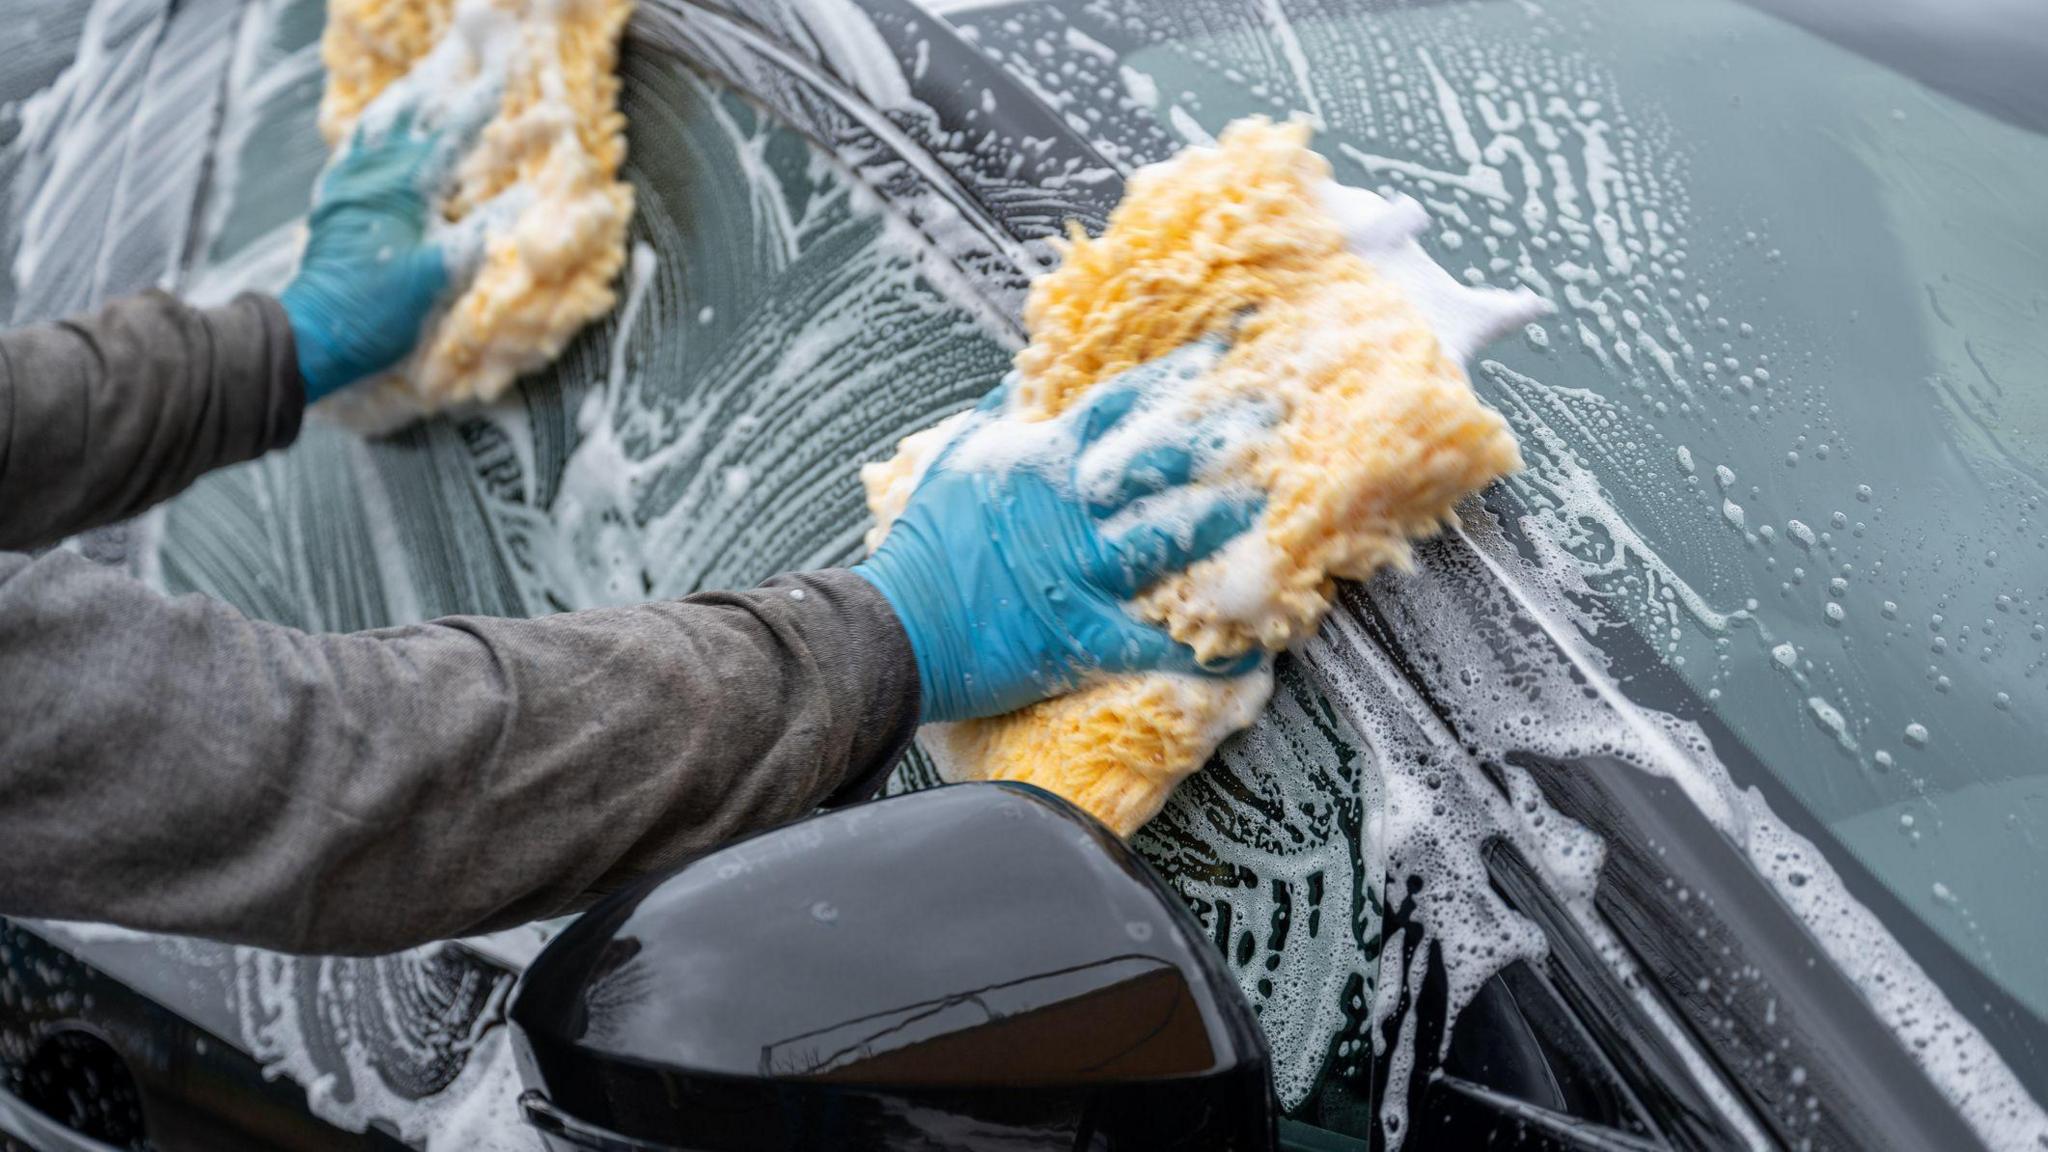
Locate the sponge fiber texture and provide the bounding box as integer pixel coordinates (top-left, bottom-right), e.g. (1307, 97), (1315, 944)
(864, 119), (1535, 837)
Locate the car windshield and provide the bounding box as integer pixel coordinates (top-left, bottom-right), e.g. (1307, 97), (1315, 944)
(1044, 0), (2048, 1020)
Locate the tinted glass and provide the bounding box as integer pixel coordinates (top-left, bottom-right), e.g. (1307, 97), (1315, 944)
(947, 0), (2048, 1019)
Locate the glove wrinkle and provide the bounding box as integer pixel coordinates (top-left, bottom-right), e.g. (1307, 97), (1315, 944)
(855, 344), (1265, 726)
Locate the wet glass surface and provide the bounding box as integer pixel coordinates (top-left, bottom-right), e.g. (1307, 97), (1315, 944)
(937, 0), (2048, 1023)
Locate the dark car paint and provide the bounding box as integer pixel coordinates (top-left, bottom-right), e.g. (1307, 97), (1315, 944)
(0, 921), (410, 1151)
(1, 0), (2040, 1149)
(511, 783), (1277, 1150)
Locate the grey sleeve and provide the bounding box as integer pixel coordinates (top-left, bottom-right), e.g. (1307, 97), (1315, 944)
(0, 553), (920, 956)
(0, 291), (303, 552)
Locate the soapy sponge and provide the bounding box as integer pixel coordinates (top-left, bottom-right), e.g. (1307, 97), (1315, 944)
(864, 119), (1543, 837)
(314, 0), (634, 432)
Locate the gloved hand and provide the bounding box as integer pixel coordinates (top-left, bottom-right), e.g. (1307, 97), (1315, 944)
(280, 99), (486, 402)
(856, 340), (1271, 724)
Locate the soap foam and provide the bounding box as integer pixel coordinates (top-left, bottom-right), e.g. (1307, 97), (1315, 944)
(311, 0), (634, 434)
(232, 947), (534, 1151)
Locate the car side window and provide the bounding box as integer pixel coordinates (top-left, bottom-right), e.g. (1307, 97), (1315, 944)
(153, 36), (1015, 629)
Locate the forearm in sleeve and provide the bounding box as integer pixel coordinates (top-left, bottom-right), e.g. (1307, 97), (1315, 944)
(0, 291), (304, 551)
(0, 552), (919, 955)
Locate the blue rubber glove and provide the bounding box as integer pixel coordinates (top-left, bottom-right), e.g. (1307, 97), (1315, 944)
(855, 340), (1271, 724)
(280, 103), (480, 402)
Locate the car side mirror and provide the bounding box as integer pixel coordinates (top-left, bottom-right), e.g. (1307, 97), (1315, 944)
(509, 781), (1277, 1151)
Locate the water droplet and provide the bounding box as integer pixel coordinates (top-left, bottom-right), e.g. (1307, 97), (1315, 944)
(1856, 484), (1873, 502)
(1904, 722), (1929, 747)
(1772, 643), (1799, 669)
(1994, 692), (2011, 711)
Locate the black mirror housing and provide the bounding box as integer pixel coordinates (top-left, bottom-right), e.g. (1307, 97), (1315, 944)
(510, 781), (1277, 1151)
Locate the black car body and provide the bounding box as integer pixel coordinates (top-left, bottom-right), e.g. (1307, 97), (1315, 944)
(3, 0), (2045, 1148)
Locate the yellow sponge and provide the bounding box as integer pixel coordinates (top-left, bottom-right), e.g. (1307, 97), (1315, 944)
(314, 0), (634, 432)
(864, 119), (1536, 837)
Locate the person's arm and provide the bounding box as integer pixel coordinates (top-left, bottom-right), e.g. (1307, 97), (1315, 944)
(0, 340), (1263, 957)
(0, 550), (917, 956)
(0, 85), (481, 553)
(0, 292), (305, 551)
